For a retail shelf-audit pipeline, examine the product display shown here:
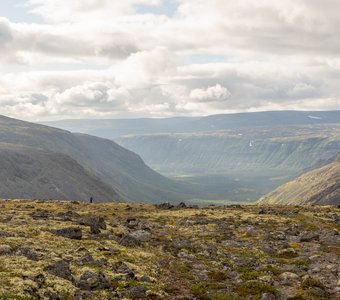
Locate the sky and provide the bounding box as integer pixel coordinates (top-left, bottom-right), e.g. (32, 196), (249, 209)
(0, 0), (339, 121)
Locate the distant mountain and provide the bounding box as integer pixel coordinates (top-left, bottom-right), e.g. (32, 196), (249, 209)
(259, 153), (340, 205)
(117, 125), (340, 175)
(0, 115), (188, 203)
(43, 110), (340, 139)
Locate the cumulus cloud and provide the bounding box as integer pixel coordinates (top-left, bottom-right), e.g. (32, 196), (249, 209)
(190, 84), (231, 102)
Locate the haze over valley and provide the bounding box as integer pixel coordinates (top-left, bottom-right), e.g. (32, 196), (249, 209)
(45, 111), (340, 203)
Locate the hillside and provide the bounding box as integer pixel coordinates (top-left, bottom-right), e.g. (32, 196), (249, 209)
(259, 154), (340, 205)
(0, 115), (188, 203)
(43, 110), (340, 139)
(0, 199), (338, 299)
(0, 145), (120, 201)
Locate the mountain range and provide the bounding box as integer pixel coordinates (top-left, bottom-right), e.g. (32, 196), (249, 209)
(44, 110), (340, 139)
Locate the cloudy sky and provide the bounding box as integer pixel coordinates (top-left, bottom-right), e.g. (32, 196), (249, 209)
(0, 0), (339, 121)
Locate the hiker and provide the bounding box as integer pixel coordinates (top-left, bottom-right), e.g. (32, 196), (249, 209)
(90, 197), (93, 203)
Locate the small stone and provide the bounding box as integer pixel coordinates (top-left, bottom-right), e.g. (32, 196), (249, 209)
(155, 202), (174, 210)
(279, 272), (299, 283)
(112, 261), (135, 279)
(0, 230), (14, 237)
(119, 234), (141, 247)
(139, 275), (153, 283)
(16, 248), (39, 261)
(299, 232), (319, 242)
(176, 202), (187, 209)
(76, 271), (110, 290)
(129, 230), (151, 242)
(122, 285), (147, 299)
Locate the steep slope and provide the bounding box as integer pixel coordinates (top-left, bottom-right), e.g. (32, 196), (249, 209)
(117, 125), (340, 175)
(0, 115), (188, 203)
(259, 154), (340, 205)
(43, 110), (340, 139)
(0, 144), (120, 201)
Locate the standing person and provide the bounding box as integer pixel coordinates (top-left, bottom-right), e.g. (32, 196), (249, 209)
(90, 197), (93, 203)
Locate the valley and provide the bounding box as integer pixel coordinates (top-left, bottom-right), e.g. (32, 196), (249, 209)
(44, 112), (340, 203)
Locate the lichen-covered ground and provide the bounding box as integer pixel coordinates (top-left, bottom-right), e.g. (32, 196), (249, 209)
(0, 200), (339, 300)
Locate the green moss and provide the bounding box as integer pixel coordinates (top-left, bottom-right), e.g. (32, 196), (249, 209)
(301, 278), (325, 290)
(190, 283), (209, 300)
(208, 270), (229, 282)
(210, 293), (242, 300)
(0, 294), (37, 300)
(234, 281), (277, 297)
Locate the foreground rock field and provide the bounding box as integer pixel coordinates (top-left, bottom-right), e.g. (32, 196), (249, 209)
(0, 200), (339, 300)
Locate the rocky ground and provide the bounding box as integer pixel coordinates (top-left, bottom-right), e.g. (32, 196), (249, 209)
(0, 200), (339, 300)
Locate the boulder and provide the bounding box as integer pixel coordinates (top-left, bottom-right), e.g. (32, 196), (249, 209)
(51, 227), (82, 240)
(45, 260), (73, 282)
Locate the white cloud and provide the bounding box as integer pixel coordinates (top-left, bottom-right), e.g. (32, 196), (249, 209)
(0, 0), (339, 120)
(190, 84), (231, 102)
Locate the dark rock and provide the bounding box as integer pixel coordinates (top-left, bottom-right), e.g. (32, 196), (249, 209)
(0, 217), (12, 223)
(139, 275), (153, 283)
(258, 208), (266, 214)
(16, 247), (39, 261)
(155, 202), (174, 210)
(76, 253), (96, 265)
(45, 260), (74, 282)
(177, 202), (187, 209)
(79, 216), (106, 234)
(112, 261), (135, 279)
(299, 232), (320, 242)
(30, 209), (49, 220)
(76, 271), (110, 290)
(56, 210), (80, 221)
(51, 227), (82, 240)
(76, 253), (106, 267)
(122, 285), (147, 299)
(0, 230), (14, 237)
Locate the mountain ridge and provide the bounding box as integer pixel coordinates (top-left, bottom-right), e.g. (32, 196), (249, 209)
(0, 114), (188, 203)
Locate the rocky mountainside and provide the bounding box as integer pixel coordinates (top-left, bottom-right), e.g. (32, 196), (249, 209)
(0, 115), (188, 203)
(259, 153), (340, 205)
(0, 199), (338, 299)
